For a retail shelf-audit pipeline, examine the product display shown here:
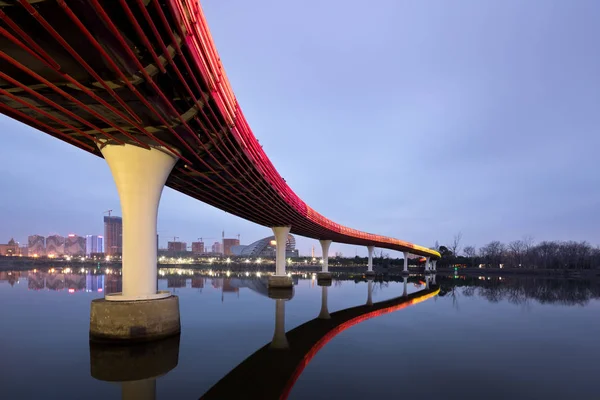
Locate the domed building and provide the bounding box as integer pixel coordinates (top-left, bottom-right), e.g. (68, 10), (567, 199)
(231, 234), (298, 258)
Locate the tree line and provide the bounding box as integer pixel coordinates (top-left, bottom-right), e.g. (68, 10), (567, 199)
(437, 233), (600, 270)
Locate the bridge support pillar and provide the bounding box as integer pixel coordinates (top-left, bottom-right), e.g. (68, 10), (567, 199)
(90, 143), (180, 342)
(268, 226), (293, 288)
(403, 251), (410, 275)
(366, 279), (374, 306)
(432, 260), (437, 272)
(425, 257), (431, 273)
(317, 239), (332, 281)
(402, 276), (408, 297)
(366, 245), (375, 277)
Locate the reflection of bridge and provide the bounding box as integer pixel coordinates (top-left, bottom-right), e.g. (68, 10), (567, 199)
(0, 1), (439, 340)
(201, 283), (440, 399)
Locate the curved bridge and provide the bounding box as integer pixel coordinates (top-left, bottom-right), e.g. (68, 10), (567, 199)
(200, 285), (440, 399)
(0, 0), (439, 258)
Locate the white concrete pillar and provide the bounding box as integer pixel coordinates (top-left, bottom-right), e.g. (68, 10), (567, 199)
(425, 257), (431, 272)
(320, 240), (332, 272)
(432, 274), (437, 285)
(402, 276), (408, 297)
(270, 299), (288, 349)
(367, 246), (374, 272)
(366, 279), (373, 306)
(403, 251), (409, 273)
(318, 285), (330, 319)
(272, 226), (291, 276)
(426, 275), (430, 289)
(432, 260), (437, 271)
(99, 143), (177, 301)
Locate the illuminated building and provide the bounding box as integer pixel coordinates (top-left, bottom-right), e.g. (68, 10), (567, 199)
(230, 234), (298, 258)
(86, 235), (104, 256)
(168, 241), (187, 252)
(104, 216), (122, 255)
(65, 234), (86, 256)
(212, 241), (222, 254)
(223, 238), (240, 256)
(28, 235), (45, 256)
(46, 234), (65, 257)
(191, 241), (205, 255)
(0, 238), (21, 256)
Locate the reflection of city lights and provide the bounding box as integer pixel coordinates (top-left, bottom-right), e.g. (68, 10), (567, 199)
(33, 254), (39, 258)
(80, 268), (85, 273)
(98, 288), (103, 292)
(68, 288), (75, 294)
(226, 271), (230, 277)
(49, 268), (55, 273)
(64, 268), (71, 274)
(287, 273), (291, 277)
(256, 272), (261, 278)
(312, 273), (316, 280)
(63, 255), (70, 261)
(226, 258), (231, 264)
(257, 258), (262, 264)
(80, 257), (85, 262)
(33, 269), (37, 273)
(106, 256), (111, 262)
(245, 259), (250, 263)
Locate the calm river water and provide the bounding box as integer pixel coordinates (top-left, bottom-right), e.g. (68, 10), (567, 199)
(1, 269), (599, 399)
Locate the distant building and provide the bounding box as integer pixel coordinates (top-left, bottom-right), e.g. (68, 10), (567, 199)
(191, 241), (205, 255)
(28, 235), (45, 256)
(231, 234), (298, 258)
(104, 216), (122, 255)
(0, 238), (20, 256)
(65, 234), (86, 256)
(85, 235), (104, 256)
(223, 238), (240, 256)
(212, 241), (222, 254)
(46, 234), (65, 257)
(168, 241), (187, 252)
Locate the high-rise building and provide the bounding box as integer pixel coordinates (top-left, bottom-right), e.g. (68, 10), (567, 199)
(212, 241), (222, 254)
(65, 234), (86, 256)
(222, 238), (240, 256)
(28, 235), (45, 256)
(46, 234), (65, 257)
(86, 235), (104, 256)
(191, 241), (205, 255)
(168, 241), (187, 252)
(104, 216), (122, 255)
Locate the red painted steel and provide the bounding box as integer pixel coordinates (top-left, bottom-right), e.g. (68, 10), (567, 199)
(0, 0), (440, 259)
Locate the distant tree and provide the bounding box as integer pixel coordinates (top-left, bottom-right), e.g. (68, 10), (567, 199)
(463, 246), (477, 267)
(449, 232), (462, 258)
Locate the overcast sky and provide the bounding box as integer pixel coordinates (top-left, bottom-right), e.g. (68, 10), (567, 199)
(1, 0), (599, 257)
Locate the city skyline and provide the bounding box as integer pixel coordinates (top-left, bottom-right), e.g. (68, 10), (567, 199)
(1, 0), (599, 256)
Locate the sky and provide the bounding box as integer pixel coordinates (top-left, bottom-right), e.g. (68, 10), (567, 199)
(1, 0), (599, 257)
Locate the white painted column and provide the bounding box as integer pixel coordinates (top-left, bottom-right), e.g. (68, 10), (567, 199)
(318, 285), (330, 319)
(432, 260), (437, 271)
(402, 276), (408, 297)
(99, 143), (177, 301)
(272, 226), (291, 276)
(320, 240), (332, 272)
(367, 246), (374, 272)
(367, 279), (373, 306)
(270, 299), (288, 349)
(425, 257), (431, 272)
(403, 251), (409, 273)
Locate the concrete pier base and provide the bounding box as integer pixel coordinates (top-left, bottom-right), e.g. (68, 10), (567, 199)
(90, 295), (180, 342)
(268, 287), (294, 300)
(317, 272), (332, 281)
(365, 270), (375, 278)
(268, 275), (293, 289)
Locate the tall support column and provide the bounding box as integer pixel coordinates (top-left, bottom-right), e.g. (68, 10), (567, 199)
(270, 299), (289, 349)
(90, 143), (180, 342)
(403, 251), (409, 274)
(318, 285), (330, 319)
(425, 257), (431, 273)
(366, 245), (375, 276)
(426, 275), (430, 289)
(402, 276), (408, 297)
(366, 279), (374, 306)
(432, 274), (437, 285)
(268, 226), (293, 288)
(432, 260), (437, 272)
(317, 240), (333, 281)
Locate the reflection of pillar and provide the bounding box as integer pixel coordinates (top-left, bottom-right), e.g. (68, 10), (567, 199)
(425, 257), (431, 272)
(403, 251), (409, 274)
(367, 246), (374, 273)
(426, 275), (430, 289)
(90, 335), (179, 400)
(432, 260), (437, 272)
(402, 276), (408, 297)
(318, 285), (330, 319)
(270, 299), (289, 349)
(432, 274), (436, 285)
(122, 380), (156, 400)
(366, 279), (373, 306)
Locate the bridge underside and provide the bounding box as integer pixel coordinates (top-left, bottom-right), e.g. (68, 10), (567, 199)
(0, 0), (439, 259)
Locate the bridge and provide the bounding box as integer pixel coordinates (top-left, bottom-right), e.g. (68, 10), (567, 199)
(89, 280), (440, 399)
(0, 0), (439, 341)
